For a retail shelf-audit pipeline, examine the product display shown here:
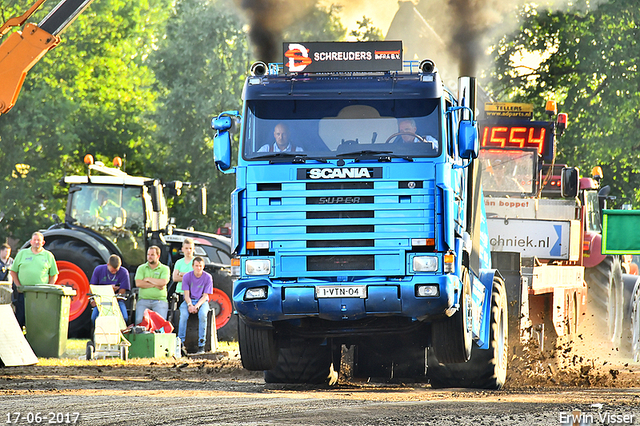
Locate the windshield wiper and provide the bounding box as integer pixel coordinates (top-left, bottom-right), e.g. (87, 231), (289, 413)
(336, 150), (392, 158)
(255, 152), (307, 159)
(337, 150), (413, 162)
(305, 156), (328, 163)
(254, 152), (308, 163)
(255, 152), (330, 163)
(376, 153), (413, 162)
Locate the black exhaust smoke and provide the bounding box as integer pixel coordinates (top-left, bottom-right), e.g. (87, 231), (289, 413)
(234, 0), (317, 63)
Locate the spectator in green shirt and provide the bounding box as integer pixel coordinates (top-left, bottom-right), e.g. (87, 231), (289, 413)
(134, 245), (170, 324)
(10, 232), (59, 328)
(172, 238), (195, 296)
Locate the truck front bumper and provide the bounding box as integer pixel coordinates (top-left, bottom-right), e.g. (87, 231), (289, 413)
(233, 275), (460, 326)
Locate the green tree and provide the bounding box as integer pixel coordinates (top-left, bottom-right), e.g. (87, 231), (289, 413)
(283, 4), (346, 42)
(0, 0), (170, 244)
(149, 0), (251, 232)
(349, 16), (382, 42)
(151, 0), (346, 232)
(486, 0), (640, 206)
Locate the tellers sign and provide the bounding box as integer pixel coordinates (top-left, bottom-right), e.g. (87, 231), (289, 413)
(479, 120), (555, 161)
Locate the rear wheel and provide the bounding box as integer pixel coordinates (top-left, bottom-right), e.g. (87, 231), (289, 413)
(211, 269), (237, 341)
(47, 239), (103, 338)
(431, 270), (472, 364)
(631, 287), (640, 362)
(353, 334), (427, 381)
(428, 277), (508, 390)
(585, 256), (624, 346)
(86, 341), (95, 361)
(120, 345), (128, 361)
(209, 287), (237, 341)
(622, 275), (640, 361)
(264, 340), (332, 384)
(238, 317), (278, 370)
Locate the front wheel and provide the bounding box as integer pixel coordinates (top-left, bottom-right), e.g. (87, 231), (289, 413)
(428, 277), (508, 390)
(431, 270), (472, 363)
(623, 275), (640, 361)
(264, 340), (333, 384)
(585, 256), (624, 347)
(238, 317), (278, 370)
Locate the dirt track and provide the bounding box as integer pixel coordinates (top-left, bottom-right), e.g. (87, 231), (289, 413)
(2, 345), (640, 426)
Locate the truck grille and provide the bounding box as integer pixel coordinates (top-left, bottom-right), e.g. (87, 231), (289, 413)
(308, 255), (375, 271)
(246, 164), (437, 277)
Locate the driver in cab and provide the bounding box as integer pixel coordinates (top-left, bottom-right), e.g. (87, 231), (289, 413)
(90, 191), (126, 226)
(395, 118), (438, 151)
(258, 123), (303, 153)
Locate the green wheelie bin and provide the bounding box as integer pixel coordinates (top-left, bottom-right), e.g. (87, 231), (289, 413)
(21, 285), (76, 358)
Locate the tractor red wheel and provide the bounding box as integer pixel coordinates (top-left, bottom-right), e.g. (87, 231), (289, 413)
(209, 288), (233, 329)
(55, 260), (91, 322)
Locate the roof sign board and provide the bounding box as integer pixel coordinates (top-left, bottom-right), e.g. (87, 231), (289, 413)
(485, 102), (534, 119)
(283, 41), (403, 74)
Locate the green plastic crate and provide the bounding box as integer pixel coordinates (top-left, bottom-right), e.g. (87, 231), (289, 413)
(127, 332), (176, 358)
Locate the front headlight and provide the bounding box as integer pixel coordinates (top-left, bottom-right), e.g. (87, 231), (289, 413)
(413, 256), (438, 272)
(245, 287), (268, 300)
(245, 259), (271, 276)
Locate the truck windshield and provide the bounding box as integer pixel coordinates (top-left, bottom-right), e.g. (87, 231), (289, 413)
(242, 99), (441, 160)
(68, 184), (146, 265)
(479, 149), (538, 196)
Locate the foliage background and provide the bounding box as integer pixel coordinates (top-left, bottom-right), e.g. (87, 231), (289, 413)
(0, 0), (344, 245)
(1, 0), (639, 247)
(486, 0), (640, 207)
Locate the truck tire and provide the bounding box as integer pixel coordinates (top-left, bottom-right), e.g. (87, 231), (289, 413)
(622, 275), (640, 361)
(585, 256), (624, 347)
(353, 334), (427, 381)
(430, 270), (472, 364)
(47, 239), (103, 338)
(264, 340), (332, 384)
(630, 285), (640, 362)
(238, 317), (278, 370)
(428, 277), (508, 390)
(210, 270), (237, 341)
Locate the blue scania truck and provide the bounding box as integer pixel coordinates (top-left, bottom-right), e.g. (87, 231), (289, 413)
(213, 41), (508, 388)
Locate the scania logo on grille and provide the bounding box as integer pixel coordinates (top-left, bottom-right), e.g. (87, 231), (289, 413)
(300, 167), (381, 180)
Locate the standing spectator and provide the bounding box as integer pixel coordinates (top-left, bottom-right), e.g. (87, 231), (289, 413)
(134, 246), (170, 324)
(172, 238), (195, 296)
(9, 232), (59, 328)
(177, 256), (212, 354)
(89, 254), (130, 323)
(0, 243), (12, 283)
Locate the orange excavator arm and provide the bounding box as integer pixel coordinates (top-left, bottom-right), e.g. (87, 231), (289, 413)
(0, 0), (95, 115)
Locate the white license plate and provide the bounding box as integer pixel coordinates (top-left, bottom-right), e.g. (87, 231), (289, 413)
(316, 285), (367, 299)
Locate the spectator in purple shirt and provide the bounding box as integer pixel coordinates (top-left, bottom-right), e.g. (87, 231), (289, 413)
(89, 254), (130, 323)
(178, 256), (213, 354)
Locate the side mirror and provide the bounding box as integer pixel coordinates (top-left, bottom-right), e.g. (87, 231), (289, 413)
(598, 185), (611, 198)
(167, 181), (182, 197)
(458, 120), (479, 160)
(212, 111), (239, 171)
(560, 167), (580, 198)
(200, 186), (207, 216)
(149, 180), (162, 212)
